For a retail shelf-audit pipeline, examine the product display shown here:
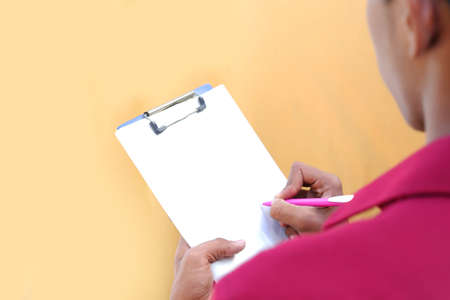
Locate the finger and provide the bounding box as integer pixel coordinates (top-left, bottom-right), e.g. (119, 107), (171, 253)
(197, 238), (246, 264)
(270, 198), (320, 232)
(292, 162), (325, 185)
(277, 162), (306, 199)
(278, 162), (342, 199)
(320, 174), (343, 197)
(174, 237), (190, 273)
(292, 162), (343, 196)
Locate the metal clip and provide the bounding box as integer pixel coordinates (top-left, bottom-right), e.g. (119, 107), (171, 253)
(143, 91), (206, 135)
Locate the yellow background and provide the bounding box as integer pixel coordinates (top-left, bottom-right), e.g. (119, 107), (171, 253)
(0, 1), (423, 299)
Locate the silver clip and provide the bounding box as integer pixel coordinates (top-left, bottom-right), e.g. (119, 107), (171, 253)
(143, 91), (206, 135)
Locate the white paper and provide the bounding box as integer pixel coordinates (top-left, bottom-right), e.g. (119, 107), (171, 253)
(116, 85), (287, 280)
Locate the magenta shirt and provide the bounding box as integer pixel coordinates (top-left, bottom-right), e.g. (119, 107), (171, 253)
(213, 136), (450, 299)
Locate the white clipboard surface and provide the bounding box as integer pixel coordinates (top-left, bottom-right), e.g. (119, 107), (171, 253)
(116, 84), (287, 280)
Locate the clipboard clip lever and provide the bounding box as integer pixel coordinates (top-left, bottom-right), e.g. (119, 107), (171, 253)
(143, 91), (206, 135)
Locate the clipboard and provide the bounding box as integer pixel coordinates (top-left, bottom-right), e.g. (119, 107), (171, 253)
(115, 84), (287, 280)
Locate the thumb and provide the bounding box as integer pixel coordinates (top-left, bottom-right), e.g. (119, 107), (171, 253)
(198, 238), (246, 263)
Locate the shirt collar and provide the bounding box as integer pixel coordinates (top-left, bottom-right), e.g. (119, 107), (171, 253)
(325, 135), (450, 229)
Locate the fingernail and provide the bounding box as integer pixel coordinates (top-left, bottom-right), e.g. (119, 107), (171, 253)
(232, 240), (246, 248)
(289, 235), (296, 240)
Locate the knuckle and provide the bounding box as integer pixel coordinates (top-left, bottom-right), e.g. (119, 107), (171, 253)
(330, 174), (343, 190)
(184, 248), (202, 263)
(213, 238), (226, 244)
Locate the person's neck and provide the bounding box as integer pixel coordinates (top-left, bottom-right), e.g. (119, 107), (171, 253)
(422, 55), (450, 144)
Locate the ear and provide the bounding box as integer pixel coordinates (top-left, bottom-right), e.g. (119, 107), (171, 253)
(404, 0), (440, 57)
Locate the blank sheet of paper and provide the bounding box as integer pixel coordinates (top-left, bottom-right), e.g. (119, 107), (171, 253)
(115, 85), (287, 280)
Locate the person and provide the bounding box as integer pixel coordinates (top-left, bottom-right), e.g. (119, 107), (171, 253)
(170, 0), (450, 299)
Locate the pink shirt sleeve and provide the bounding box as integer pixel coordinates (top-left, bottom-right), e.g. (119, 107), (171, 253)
(213, 197), (450, 299)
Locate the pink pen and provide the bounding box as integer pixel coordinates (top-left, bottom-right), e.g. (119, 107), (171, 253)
(262, 195), (354, 207)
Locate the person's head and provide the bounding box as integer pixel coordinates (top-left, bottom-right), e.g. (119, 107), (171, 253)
(367, 0), (450, 131)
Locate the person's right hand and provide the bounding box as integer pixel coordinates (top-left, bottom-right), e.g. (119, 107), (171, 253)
(270, 162), (343, 238)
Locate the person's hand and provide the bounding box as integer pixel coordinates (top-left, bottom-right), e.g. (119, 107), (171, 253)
(170, 237), (245, 300)
(270, 162), (343, 238)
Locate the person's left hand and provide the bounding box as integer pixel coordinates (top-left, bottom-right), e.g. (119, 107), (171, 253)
(170, 237), (246, 300)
